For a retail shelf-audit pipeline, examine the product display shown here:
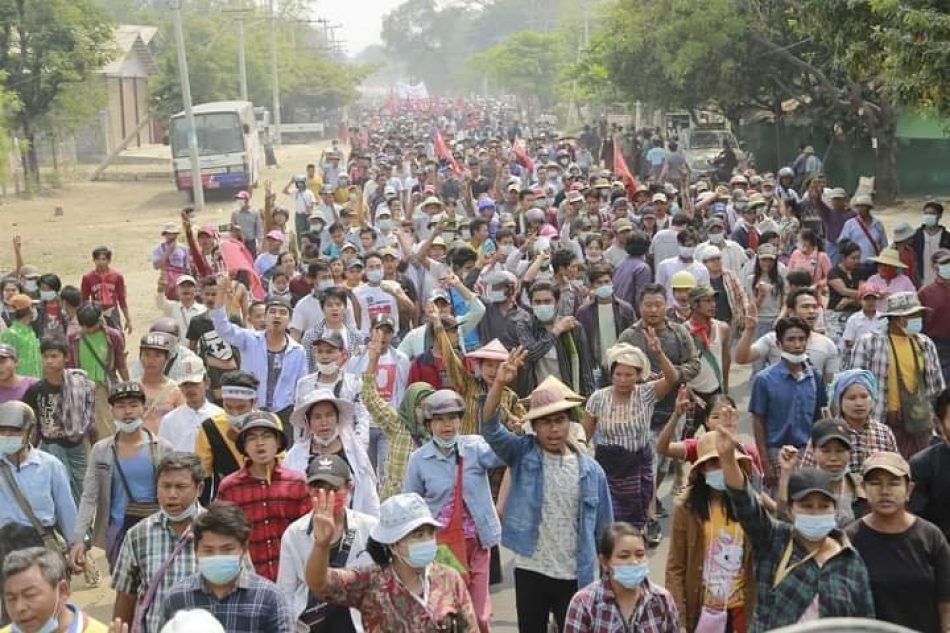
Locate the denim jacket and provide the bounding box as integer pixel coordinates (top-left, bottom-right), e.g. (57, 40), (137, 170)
(481, 411), (613, 585)
(403, 435), (505, 548)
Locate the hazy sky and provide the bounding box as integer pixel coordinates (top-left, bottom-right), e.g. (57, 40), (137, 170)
(319, 0), (407, 56)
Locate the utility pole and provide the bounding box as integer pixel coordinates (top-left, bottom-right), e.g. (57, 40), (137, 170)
(269, 0), (281, 145)
(171, 0), (205, 211)
(236, 14), (248, 101)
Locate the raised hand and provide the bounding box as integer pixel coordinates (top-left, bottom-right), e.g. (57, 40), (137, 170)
(778, 445), (799, 472)
(644, 325), (662, 356)
(714, 424), (739, 459)
(107, 619), (129, 633)
(673, 384), (692, 416)
(367, 328), (385, 361)
(496, 346), (527, 385)
(310, 489), (337, 546)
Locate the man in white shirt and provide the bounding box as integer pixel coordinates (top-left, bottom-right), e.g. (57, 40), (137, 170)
(650, 212), (688, 270)
(354, 253), (399, 338)
(695, 217), (748, 275)
(155, 275), (207, 337)
(655, 228), (710, 303)
(735, 287), (840, 383)
(158, 356), (223, 452)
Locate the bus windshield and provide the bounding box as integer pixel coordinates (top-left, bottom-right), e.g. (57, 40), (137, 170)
(688, 131), (731, 150)
(170, 112), (245, 158)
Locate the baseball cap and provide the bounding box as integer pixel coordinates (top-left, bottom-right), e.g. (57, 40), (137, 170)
(139, 332), (174, 353)
(862, 451), (911, 478)
(379, 246), (398, 259)
(345, 258), (364, 270)
(265, 229), (285, 242)
(306, 453), (352, 487)
(858, 281), (885, 299)
(161, 222), (180, 235)
(423, 390), (466, 420)
(652, 192), (668, 203)
(108, 381), (146, 405)
(312, 331), (344, 349)
(0, 344), (18, 360)
(427, 288), (450, 304)
(811, 418), (852, 448)
(235, 191), (251, 201)
(687, 285), (718, 303)
(372, 313), (396, 331)
(340, 242), (358, 253)
(566, 190), (583, 203)
(932, 248), (950, 265)
(613, 219), (633, 233)
(787, 468), (836, 503)
(700, 246), (722, 262)
(176, 356), (206, 385)
(18, 265), (40, 279)
(477, 198), (496, 210)
(175, 275), (197, 287)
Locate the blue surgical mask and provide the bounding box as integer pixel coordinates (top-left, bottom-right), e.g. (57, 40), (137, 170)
(486, 289), (507, 304)
(533, 305), (556, 323)
(940, 263), (950, 280)
(612, 562), (649, 589)
(432, 434), (458, 450)
(904, 317), (923, 335)
(366, 269), (384, 284)
(679, 246), (695, 259)
(378, 219), (394, 231)
(923, 214), (938, 228)
(794, 512), (836, 541)
(704, 468), (727, 491)
(781, 351), (808, 365)
(594, 285), (613, 299)
(39, 290), (57, 302)
(198, 554), (242, 584)
(317, 280), (334, 292)
(162, 502), (199, 524)
(404, 538), (438, 568)
(0, 436), (24, 456)
(114, 418), (143, 434)
(12, 594), (59, 633)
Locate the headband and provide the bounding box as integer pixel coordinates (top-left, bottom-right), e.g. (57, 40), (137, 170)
(221, 385), (257, 400)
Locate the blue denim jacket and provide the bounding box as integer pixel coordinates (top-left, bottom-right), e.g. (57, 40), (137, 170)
(403, 435), (505, 548)
(480, 411), (613, 586)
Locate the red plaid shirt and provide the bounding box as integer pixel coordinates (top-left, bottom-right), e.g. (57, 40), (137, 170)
(565, 578), (680, 633)
(216, 464), (312, 581)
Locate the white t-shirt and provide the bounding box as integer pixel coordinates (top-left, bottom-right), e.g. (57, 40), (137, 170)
(751, 331), (839, 379)
(158, 401), (224, 452)
(289, 293), (358, 335)
(651, 228), (681, 267)
(354, 284), (399, 337)
(292, 189), (316, 217)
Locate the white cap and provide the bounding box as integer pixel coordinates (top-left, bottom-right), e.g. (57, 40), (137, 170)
(652, 192), (668, 203)
(701, 245), (723, 262)
(176, 356), (206, 385)
(370, 492), (442, 544)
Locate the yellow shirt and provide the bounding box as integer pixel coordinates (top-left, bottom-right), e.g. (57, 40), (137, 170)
(702, 500), (746, 610)
(1, 610), (109, 633)
(195, 413), (243, 476)
(886, 334), (919, 413)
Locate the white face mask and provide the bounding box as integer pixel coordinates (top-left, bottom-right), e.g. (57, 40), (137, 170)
(313, 429), (340, 447)
(781, 351), (808, 364)
(709, 232), (725, 244)
(316, 361), (339, 375)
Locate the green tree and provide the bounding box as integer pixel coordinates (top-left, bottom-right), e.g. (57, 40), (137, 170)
(0, 0), (115, 183)
(467, 30), (568, 111)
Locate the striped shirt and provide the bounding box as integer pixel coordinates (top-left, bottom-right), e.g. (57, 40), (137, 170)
(216, 464), (312, 582)
(111, 513), (198, 633)
(163, 569), (294, 633)
(565, 578), (680, 633)
(585, 384), (657, 452)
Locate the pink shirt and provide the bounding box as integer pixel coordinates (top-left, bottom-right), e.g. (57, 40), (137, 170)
(866, 273), (917, 312)
(787, 249), (832, 285)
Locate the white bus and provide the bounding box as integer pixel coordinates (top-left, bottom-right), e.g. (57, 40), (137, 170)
(169, 101), (264, 196)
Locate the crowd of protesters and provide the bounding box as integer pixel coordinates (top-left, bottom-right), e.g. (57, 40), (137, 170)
(0, 99), (948, 633)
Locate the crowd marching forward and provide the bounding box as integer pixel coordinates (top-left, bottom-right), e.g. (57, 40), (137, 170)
(0, 101), (949, 633)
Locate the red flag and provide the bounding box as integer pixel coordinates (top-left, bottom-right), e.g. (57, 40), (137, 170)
(613, 134), (639, 197)
(385, 90), (397, 117)
(219, 237), (265, 300)
(433, 128), (461, 175)
(512, 137), (534, 175)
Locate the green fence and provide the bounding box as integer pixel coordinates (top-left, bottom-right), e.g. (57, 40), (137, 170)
(740, 120), (950, 197)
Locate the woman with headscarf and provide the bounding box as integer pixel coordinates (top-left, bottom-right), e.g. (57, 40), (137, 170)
(799, 369), (898, 473)
(581, 336), (677, 530)
(284, 389), (379, 517)
(362, 328), (435, 500)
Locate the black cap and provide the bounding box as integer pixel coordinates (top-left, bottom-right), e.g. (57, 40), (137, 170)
(108, 381), (146, 405)
(811, 419), (852, 449)
(235, 411), (286, 455)
(306, 454), (351, 487)
(220, 370), (260, 391)
(265, 295), (292, 311)
(312, 331), (344, 349)
(788, 468), (836, 503)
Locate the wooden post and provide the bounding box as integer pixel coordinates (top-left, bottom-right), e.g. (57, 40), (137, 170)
(89, 114), (152, 181)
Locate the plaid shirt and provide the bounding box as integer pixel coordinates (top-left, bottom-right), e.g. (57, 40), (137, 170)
(163, 569), (294, 633)
(726, 483), (874, 632)
(850, 332), (946, 422)
(362, 374), (416, 500)
(216, 464), (311, 582)
(565, 578), (680, 633)
(111, 513), (198, 633)
(799, 418), (898, 472)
